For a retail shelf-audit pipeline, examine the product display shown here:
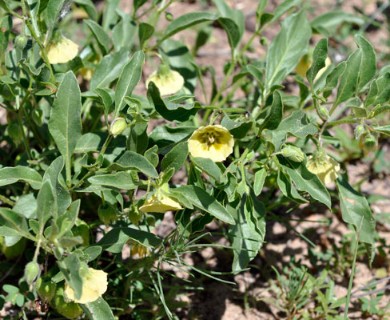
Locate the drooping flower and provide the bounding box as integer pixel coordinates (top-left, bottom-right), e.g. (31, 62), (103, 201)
(64, 267), (108, 304)
(46, 36), (79, 64)
(188, 125), (234, 162)
(306, 151), (340, 187)
(146, 64), (184, 96)
(129, 241), (150, 258)
(295, 54), (331, 80)
(139, 193), (182, 213)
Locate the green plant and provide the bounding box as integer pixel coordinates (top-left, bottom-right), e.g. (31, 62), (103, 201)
(0, 0), (388, 319)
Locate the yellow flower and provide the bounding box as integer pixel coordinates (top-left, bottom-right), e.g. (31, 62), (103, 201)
(139, 193), (182, 213)
(130, 241), (150, 258)
(188, 125), (234, 162)
(306, 152), (340, 187)
(295, 54), (331, 80)
(47, 36), (79, 64)
(146, 65), (184, 96)
(64, 267), (107, 304)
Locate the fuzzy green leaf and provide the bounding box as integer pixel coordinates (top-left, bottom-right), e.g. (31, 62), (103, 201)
(48, 71), (82, 173)
(307, 38), (328, 85)
(162, 12), (218, 41)
(265, 11), (311, 92)
(83, 297), (115, 320)
(0, 167), (42, 190)
(114, 51), (145, 116)
(337, 176), (376, 244)
(85, 19), (112, 54)
(172, 185), (235, 224)
(91, 49), (129, 90)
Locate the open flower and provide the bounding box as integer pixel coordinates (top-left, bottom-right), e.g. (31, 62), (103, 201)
(188, 125), (234, 162)
(64, 267), (107, 304)
(306, 151), (340, 187)
(47, 36), (79, 64)
(139, 193), (182, 213)
(146, 64), (184, 96)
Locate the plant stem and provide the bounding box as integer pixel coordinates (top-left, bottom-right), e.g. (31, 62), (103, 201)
(0, 194), (15, 206)
(21, 0), (55, 83)
(344, 231), (359, 318)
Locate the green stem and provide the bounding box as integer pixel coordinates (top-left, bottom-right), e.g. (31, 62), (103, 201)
(0, 194), (15, 206)
(344, 231), (359, 318)
(17, 110), (32, 159)
(21, 0), (55, 83)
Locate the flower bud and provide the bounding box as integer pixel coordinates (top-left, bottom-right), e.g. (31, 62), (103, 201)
(363, 133), (378, 152)
(280, 145), (305, 162)
(98, 204), (117, 225)
(110, 118), (127, 137)
(24, 261), (40, 285)
(15, 35), (28, 49)
(317, 106), (329, 119)
(354, 124), (365, 140)
(37, 277), (56, 302)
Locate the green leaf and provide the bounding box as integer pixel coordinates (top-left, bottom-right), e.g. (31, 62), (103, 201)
(44, 0), (66, 30)
(112, 13), (137, 51)
(48, 71), (82, 184)
(265, 10), (311, 93)
(365, 73), (390, 107)
(373, 125), (390, 136)
(114, 51), (145, 116)
(0, 167), (42, 190)
(337, 175), (376, 244)
(217, 17), (241, 50)
(150, 125), (195, 148)
(74, 0), (98, 20)
(323, 61), (346, 98)
(258, 90), (283, 130)
(127, 121), (148, 155)
(229, 193), (265, 272)
(311, 10), (364, 35)
(111, 151), (158, 178)
(147, 82), (197, 121)
(98, 227), (162, 253)
(83, 297), (115, 320)
(279, 158), (331, 208)
(277, 170), (307, 203)
(266, 111), (317, 150)
(192, 157), (225, 184)
(58, 254), (83, 300)
(336, 35), (376, 105)
(13, 194), (37, 219)
(161, 141), (189, 173)
(172, 185), (235, 224)
(271, 0), (301, 22)
(36, 157), (70, 226)
(162, 12), (218, 41)
(133, 0), (148, 13)
(75, 133), (103, 153)
(213, 0), (244, 50)
(355, 35), (376, 90)
(88, 172), (136, 190)
(307, 38), (328, 85)
(85, 19), (112, 54)
(0, 208), (29, 239)
(90, 49), (129, 90)
(253, 168), (267, 196)
(95, 88), (114, 116)
(138, 22), (154, 48)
